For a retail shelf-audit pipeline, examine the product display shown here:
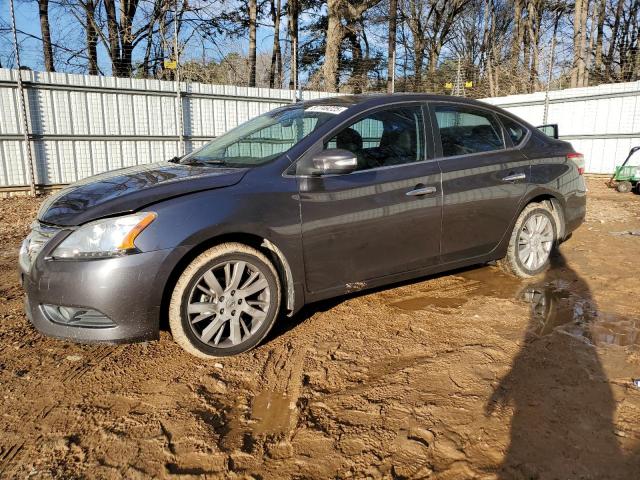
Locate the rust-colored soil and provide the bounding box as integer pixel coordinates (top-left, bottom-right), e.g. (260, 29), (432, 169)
(0, 179), (639, 479)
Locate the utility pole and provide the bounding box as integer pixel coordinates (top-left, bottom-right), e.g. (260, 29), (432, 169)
(543, 21), (558, 124)
(390, 50), (395, 93)
(9, 0), (37, 196)
(174, 0), (185, 156)
(452, 55), (465, 97)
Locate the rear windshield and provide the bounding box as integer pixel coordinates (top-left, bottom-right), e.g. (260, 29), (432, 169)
(181, 105), (340, 167)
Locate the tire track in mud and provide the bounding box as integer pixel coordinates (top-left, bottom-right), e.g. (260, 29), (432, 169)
(222, 335), (308, 459)
(0, 442), (24, 477)
(59, 344), (116, 383)
(201, 311), (323, 468)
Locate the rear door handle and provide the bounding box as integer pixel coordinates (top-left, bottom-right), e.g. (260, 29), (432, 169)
(406, 186), (437, 196)
(502, 173), (526, 182)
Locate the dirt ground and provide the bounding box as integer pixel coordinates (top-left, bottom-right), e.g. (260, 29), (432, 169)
(0, 178), (639, 480)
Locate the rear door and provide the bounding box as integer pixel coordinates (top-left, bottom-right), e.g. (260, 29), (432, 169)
(296, 103), (442, 294)
(429, 102), (530, 263)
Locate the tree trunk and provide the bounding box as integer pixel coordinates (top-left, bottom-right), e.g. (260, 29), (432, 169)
(269, 0), (282, 88)
(606, 0), (624, 78)
(511, 0), (523, 67)
(119, 0), (136, 77)
(578, 0), (589, 86)
(103, 0), (122, 76)
(570, 0), (580, 87)
(527, 0), (541, 91)
(38, 0), (55, 72)
(323, 0), (343, 92)
(346, 19), (363, 92)
(85, 0), (98, 75)
(427, 42), (440, 74)
(387, 0), (398, 93)
(249, 0), (258, 87)
(593, 0), (606, 81)
(288, 0), (299, 90)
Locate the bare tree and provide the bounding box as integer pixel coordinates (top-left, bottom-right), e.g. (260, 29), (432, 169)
(37, 0), (56, 71)
(269, 0), (282, 88)
(287, 0), (299, 90)
(387, 0), (398, 92)
(248, 0), (257, 87)
(84, 0), (98, 75)
(571, 0), (589, 87)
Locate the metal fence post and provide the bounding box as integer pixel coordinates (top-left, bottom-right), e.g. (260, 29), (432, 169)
(9, 0), (37, 196)
(174, 0), (185, 156)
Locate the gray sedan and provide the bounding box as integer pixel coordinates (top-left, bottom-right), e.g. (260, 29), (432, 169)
(20, 94), (586, 358)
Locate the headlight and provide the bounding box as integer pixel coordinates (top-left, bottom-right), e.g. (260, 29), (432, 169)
(52, 212), (156, 259)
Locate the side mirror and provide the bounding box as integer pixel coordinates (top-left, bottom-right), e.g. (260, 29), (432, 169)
(311, 149), (358, 175)
(537, 124), (559, 139)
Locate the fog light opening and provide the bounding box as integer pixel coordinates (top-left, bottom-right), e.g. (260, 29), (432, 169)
(41, 305), (116, 328)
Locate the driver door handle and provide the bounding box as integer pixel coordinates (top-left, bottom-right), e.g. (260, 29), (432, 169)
(406, 186), (437, 196)
(502, 172), (526, 182)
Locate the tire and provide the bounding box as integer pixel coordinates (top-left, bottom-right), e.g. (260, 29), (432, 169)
(498, 202), (558, 278)
(616, 181), (632, 193)
(169, 242), (281, 358)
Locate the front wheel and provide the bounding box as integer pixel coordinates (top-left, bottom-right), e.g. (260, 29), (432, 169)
(498, 202), (558, 278)
(169, 243), (281, 358)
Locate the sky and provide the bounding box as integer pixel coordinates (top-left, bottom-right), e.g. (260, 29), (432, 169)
(0, 0), (288, 76)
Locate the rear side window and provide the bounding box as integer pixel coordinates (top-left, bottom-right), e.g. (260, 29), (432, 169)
(325, 105), (425, 171)
(500, 115), (527, 146)
(434, 105), (504, 157)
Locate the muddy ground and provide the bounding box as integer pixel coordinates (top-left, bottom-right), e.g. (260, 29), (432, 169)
(0, 178), (639, 479)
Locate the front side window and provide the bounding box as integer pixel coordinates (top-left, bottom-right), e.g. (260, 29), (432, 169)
(434, 105), (504, 157)
(181, 105), (337, 167)
(500, 115), (527, 146)
(325, 105), (425, 171)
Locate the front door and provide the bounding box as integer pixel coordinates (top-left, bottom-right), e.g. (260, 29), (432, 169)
(297, 104), (442, 294)
(430, 103), (530, 263)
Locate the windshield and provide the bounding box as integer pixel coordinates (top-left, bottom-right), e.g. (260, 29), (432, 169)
(180, 104), (344, 167)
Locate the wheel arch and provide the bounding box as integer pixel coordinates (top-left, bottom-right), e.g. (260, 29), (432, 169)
(522, 192), (567, 241)
(492, 190), (567, 262)
(159, 232), (298, 332)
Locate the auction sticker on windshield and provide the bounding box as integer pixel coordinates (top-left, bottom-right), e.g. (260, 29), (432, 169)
(305, 105), (348, 114)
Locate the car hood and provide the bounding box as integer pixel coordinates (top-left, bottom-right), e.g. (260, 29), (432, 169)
(38, 162), (248, 226)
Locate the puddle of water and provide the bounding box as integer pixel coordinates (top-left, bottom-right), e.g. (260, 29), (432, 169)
(250, 391), (294, 435)
(522, 283), (640, 347)
(390, 265), (639, 348)
(390, 266), (522, 312)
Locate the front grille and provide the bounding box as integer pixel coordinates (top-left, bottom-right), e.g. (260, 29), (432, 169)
(19, 221), (61, 269)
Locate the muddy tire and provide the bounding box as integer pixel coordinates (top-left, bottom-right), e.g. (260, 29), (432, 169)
(498, 202), (558, 278)
(169, 243), (281, 359)
(616, 181), (632, 193)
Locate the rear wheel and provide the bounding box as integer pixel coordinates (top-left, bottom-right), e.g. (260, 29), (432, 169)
(498, 202), (558, 278)
(169, 243), (281, 358)
(616, 181), (632, 193)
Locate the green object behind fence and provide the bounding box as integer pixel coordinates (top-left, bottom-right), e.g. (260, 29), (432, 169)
(614, 165), (640, 181)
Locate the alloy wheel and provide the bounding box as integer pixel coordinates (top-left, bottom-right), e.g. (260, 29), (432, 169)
(186, 260), (271, 348)
(517, 213), (554, 271)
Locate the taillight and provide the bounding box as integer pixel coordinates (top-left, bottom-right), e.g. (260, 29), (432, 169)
(567, 152), (585, 175)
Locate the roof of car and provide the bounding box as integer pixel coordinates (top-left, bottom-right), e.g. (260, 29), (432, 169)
(300, 93), (494, 109)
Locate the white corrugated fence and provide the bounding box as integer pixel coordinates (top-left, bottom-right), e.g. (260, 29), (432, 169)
(0, 69), (334, 189)
(1, 69), (639, 189)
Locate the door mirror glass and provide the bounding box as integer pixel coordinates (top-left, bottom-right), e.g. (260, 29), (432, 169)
(311, 149), (358, 175)
(537, 124), (559, 139)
